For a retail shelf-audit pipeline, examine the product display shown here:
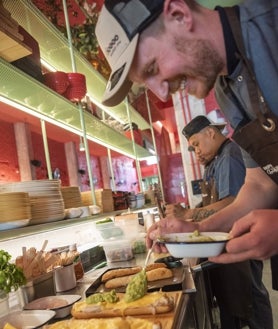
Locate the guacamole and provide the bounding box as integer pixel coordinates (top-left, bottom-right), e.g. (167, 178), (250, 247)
(86, 289), (119, 304)
(124, 269), (147, 303)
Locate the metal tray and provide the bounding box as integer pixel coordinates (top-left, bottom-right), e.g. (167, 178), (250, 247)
(85, 266), (186, 297)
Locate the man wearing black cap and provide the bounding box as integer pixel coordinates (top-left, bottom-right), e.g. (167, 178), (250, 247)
(166, 115), (273, 329)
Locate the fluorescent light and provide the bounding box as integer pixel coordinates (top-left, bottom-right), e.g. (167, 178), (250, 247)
(40, 59), (56, 72)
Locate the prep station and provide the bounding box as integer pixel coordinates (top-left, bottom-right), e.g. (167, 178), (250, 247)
(1, 208), (215, 329)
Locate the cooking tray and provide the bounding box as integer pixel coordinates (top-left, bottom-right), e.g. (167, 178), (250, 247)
(85, 265), (186, 297)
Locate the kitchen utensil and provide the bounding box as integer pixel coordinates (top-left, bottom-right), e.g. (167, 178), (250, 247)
(54, 263), (76, 292)
(190, 260), (220, 273)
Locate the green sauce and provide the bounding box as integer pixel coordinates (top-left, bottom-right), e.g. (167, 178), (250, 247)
(86, 289), (119, 304)
(124, 270), (147, 303)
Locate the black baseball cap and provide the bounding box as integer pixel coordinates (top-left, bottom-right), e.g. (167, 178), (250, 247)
(182, 115), (226, 140)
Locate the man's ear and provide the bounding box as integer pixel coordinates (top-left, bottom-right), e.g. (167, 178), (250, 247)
(163, 0), (193, 30)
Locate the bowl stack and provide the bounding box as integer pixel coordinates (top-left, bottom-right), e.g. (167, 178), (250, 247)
(61, 186), (83, 209)
(64, 73), (86, 102)
(0, 180), (65, 225)
(0, 192), (31, 230)
(43, 71), (69, 95)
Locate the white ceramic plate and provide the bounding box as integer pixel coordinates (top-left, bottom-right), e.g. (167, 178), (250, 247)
(158, 232), (230, 258)
(0, 310), (56, 329)
(24, 294), (81, 319)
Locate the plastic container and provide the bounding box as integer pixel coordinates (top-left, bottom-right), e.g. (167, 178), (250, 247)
(94, 220), (124, 240)
(102, 239), (133, 262)
(131, 233), (147, 254)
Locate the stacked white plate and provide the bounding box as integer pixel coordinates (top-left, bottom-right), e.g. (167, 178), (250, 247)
(0, 180), (65, 225)
(0, 192), (31, 230)
(61, 186), (83, 209)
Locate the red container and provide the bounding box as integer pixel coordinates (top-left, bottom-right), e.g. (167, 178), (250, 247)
(44, 71), (69, 94)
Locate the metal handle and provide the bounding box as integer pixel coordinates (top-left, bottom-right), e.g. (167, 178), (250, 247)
(190, 260), (219, 273)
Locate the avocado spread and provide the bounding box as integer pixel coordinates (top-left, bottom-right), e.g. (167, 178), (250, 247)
(124, 269), (147, 303)
(86, 289), (119, 304)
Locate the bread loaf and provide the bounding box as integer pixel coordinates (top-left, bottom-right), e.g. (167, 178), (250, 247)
(101, 266), (141, 282)
(104, 266), (173, 289)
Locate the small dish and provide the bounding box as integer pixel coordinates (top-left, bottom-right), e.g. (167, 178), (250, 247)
(158, 232), (230, 258)
(24, 294), (81, 319)
(0, 310), (56, 329)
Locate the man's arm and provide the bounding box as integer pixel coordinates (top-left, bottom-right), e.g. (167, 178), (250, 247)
(200, 167), (278, 232)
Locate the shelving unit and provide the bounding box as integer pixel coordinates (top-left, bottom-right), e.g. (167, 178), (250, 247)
(0, 58), (150, 159)
(3, 0), (150, 131)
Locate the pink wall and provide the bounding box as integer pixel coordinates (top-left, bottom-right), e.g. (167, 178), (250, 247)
(0, 121), (20, 182)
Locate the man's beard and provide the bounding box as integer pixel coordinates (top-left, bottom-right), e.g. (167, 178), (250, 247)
(175, 38), (224, 98)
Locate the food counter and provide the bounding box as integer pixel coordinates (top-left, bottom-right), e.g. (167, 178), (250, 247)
(1, 206), (215, 328)
(35, 252), (212, 329)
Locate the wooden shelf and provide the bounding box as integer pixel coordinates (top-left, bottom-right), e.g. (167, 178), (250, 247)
(0, 26), (31, 62)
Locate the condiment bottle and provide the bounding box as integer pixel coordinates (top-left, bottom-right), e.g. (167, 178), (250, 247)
(69, 244), (84, 280)
(144, 211), (154, 232)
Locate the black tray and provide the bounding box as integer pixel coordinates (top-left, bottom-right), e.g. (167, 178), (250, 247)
(85, 265), (186, 297)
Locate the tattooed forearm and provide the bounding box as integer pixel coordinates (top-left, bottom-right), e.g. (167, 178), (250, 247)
(192, 209), (217, 221)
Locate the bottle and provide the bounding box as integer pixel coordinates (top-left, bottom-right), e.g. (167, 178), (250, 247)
(144, 211), (154, 232)
(69, 244), (84, 280)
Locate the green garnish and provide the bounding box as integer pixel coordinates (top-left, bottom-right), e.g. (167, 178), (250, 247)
(0, 250), (26, 295)
(124, 269), (147, 303)
(86, 289), (119, 304)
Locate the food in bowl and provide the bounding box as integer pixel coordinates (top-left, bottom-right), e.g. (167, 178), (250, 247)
(24, 295), (81, 318)
(158, 231), (230, 258)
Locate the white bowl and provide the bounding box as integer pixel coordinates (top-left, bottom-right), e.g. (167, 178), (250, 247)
(0, 310), (56, 329)
(24, 294), (81, 319)
(159, 232), (230, 258)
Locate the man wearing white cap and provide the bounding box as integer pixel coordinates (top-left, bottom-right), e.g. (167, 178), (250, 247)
(95, 0), (278, 269)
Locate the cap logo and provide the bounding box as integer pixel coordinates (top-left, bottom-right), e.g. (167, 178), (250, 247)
(106, 34), (120, 56)
(109, 63), (126, 90)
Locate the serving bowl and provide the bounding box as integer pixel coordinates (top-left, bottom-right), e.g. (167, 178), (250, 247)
(0, 310), (56, 329)
(24, 294), (81, 319)
(158, 232), (230, 258)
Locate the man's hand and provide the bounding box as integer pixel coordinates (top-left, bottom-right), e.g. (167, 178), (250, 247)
(209, 209), (278, 263)
(165, 203), (187, 218)
(146, 217), (198, 253)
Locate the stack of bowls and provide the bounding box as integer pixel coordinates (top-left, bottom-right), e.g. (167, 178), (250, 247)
(64, 73), (87, 102)
(61, 186), (83, 209)
(136, 192), (145, 208)
(0, 192), (31, 230)
(43, 71), (69, 95)
(0, 180), (65, 225)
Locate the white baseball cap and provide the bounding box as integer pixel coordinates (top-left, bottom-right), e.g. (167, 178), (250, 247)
(95, 0), (164, 107)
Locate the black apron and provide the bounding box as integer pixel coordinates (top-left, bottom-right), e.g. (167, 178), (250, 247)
(200, 148), (253, 321)
(225, 7), (278, 290)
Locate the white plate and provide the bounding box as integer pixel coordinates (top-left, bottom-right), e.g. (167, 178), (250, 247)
(0, 310), (55, 329)
(24, 294), (81, 319)
(159, 232), (230, 258)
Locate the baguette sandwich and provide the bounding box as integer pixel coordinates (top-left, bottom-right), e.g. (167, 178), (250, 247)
(71, 290), (175, 319)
